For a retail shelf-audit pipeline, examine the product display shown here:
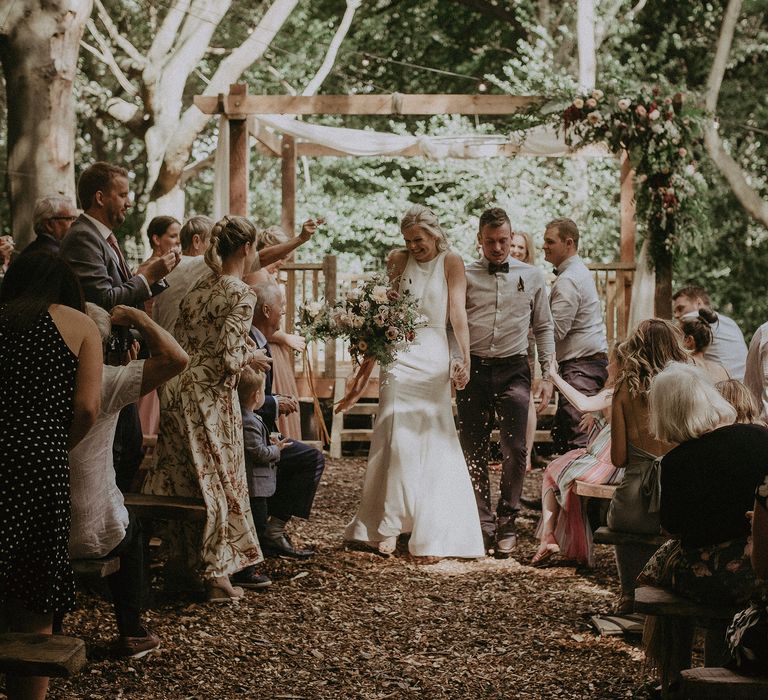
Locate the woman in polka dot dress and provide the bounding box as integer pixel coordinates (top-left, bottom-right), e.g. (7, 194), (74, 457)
(0, 252), (102, 700)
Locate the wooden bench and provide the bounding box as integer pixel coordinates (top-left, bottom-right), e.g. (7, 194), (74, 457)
(329, 376), (557, 458)
(634, 586), (740, 698)
(123, 493), (206, 521)
(574, 481), (616, 500)
(0, 633), (86, 678)
(680, 667), (768, 699)
(593, 526), (668, 548)
(71, 557), (120, 578)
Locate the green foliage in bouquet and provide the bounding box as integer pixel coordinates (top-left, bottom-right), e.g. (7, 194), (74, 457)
(299, 273), (427, 367)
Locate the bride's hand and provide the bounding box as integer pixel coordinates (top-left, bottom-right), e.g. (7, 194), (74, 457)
(450, 359), (469, 391)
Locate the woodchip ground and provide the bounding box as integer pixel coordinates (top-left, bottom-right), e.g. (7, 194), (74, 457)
(42, 458), (657, 700)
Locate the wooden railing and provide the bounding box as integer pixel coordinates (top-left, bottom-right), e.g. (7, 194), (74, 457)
(282, 257), (635, 377)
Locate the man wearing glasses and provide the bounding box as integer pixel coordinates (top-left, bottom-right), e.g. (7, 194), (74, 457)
(20, 195), (79, 256)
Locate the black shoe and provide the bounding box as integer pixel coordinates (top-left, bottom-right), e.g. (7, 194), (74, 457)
(231, 566), (272, 590)
(520, 496), (542, 511)
(261, 534), (315, 559)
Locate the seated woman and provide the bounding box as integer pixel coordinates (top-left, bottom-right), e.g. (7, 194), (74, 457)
(680, 312), (729, 383)
(717, 378), (765, 425)
(608, 319), (690, 612)
(532, 352), (620, 567)
(640, 361), (768, 678)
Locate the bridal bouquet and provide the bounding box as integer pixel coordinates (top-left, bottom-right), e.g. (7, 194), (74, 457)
(300, 273), (427, 368)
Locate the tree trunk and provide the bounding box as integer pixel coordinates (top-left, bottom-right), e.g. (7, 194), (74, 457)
(0, 1), (92, 249)
(577, 0), (596, 91)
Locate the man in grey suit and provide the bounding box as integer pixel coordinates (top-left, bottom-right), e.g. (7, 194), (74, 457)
(61, 161), (180, 491)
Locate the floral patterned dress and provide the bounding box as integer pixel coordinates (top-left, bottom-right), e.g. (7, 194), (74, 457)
(143, 272), (263, 579)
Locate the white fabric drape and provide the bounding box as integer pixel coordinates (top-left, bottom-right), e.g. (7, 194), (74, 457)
(628, 239), (657, 330)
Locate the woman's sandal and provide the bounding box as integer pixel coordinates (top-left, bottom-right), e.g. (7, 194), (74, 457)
(205, 578), (245, 603)
(531, 537), (560, 567)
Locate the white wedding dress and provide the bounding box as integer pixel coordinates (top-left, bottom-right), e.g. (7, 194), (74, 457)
(345, 250), (485, 557)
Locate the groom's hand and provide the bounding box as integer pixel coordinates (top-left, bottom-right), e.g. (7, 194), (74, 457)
(534, 379), (554, 413)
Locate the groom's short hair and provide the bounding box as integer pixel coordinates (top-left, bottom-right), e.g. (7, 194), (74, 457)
(479, 207), (511, 231)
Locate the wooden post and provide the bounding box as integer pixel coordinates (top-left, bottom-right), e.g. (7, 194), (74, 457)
(619, 151), (636, 338)
(323, 254), (337, 378)
(654, 248), (673, 319)
(226, 84), (249, 216)
(281, 134), (297, 235)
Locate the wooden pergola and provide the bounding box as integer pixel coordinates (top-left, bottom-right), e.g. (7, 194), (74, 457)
(194, 84), (641, 374)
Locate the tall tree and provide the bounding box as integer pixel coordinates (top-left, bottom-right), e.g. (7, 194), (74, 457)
(0, 0), (93, 248)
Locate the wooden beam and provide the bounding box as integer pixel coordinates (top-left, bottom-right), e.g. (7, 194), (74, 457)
(195, 93), (544, 116)
(619, 151), (637, 337)
(323, 254), (337, 378)
(227, 83), (250, 216)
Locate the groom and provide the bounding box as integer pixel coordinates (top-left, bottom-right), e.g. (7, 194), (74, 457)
(456, 208), (555, 557)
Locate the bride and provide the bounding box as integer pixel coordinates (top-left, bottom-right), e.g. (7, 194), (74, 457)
(345, 205), (485, 558)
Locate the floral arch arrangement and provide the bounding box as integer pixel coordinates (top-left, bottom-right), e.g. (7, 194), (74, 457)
(554, 87), (709, 268)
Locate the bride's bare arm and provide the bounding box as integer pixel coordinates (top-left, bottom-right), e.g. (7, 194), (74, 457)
(386, 249), (408, 286)
(445, 252), (470, 372)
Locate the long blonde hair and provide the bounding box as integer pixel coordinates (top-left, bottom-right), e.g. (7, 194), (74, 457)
(204, 215), (257, 275)
(512, 230), (536, 264)
(616, 318), (689, 397)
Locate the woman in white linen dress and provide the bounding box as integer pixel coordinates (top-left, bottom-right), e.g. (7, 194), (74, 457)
(345, 205), (485, 558)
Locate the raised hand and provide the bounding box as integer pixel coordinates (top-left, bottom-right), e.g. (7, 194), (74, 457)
(283, 333), (306, 353)
(139, 250), (181, 284)
(299, 218), (325, 243)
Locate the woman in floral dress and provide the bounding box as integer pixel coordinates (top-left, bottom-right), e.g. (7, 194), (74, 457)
(143, 216), (270, 601)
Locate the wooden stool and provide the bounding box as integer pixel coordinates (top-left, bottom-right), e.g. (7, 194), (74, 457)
(0, 633), (86, 678)
(680, 667), (768, 699)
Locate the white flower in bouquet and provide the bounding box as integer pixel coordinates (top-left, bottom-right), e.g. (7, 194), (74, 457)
(351, 314), (365, 329)
(585, 97), (597, 109)
(373, 313), (387, 327)
(617, 98), (631, 111)
(385, 327), (399, 340)
(648, 109), (661, 121)
(371, 285), (389, 303)
(346, 288), (362, 302)
(591, 89), (604, 100)
(306, 300), (324, 318)
(587, 111), (602, 125)
(359, 299), (370, 312)
(573, 97), (584, 109)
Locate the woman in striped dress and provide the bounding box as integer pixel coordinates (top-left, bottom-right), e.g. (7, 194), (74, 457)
(531, 352), (620, 566)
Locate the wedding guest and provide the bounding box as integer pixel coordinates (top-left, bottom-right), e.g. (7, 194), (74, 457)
(243, 225), (307, 439)
(20, 195), (78, 256)
(532, 352), (620, 567)
(607, 319), (689, 612)
(744, 318), (768, 420)
(152, 215), (213, 334)
(680, 312), (729, 382)
(69, 303), (187, 658)
(138, 215), (182, 435)
(250, 281), (324, 558)
(61, 162), (179, 493)
(543, 217), (608, 452)
(716, 379), (764, 425)
(142, 215), (270, 602)
(672, 284), (747, 380)
(232, 366), (290, 589)
(0, 234), (15, 285)
(726, 475), (768, 675)
(509, 229), (539, 471)
(456, 207), (555, 556)
(346, 205), (484, 558)
(0, 252), (102, 700)
(640, 362), (768, 680)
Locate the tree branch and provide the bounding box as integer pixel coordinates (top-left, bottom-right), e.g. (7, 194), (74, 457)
(93, 0), (145, 68)
(302, 0), (362, 96)
(82, 22), (138, 96)
(180, 152), (216, 184)
(147, 0), (192, 67)
(704, 0), (768, 228)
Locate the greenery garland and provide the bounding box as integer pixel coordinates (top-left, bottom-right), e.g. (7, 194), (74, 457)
(551, 87), (710, 268)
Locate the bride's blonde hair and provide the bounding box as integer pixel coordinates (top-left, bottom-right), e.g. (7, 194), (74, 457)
(400, 204), (449, 252)
(205, 215), (257, 274)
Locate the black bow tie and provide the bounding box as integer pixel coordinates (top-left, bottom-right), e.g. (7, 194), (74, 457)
(488, 261), (509, 275)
